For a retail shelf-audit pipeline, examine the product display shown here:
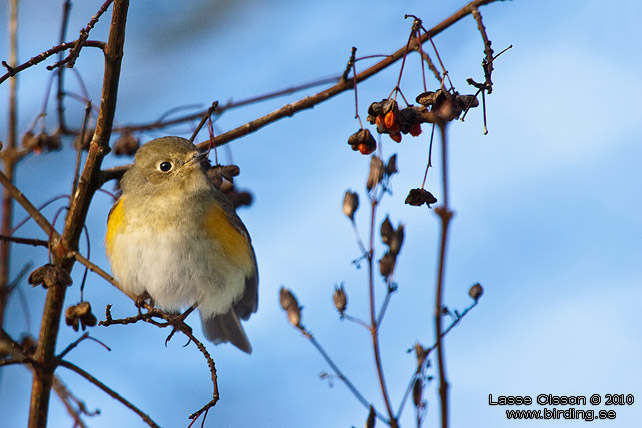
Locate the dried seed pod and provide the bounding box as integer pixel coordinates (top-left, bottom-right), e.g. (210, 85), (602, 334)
(73, 128), (94, 151)
(381, 99), (398, 115)
(379, 251), (396, 278)
(414, 343), (428, 369)
(279, 287), (298, 311)
(279, 287), (302, 328)
(112, 132), (140, 156)
(342, 190), (359, 220)
(225, 189), (253, 209)
(405, 188), (438, 208)
(333, 284), (347, 314)
(380, 216), (393, 245)
(385, 154), (397, 176)
(65, 301), (97, 331)
(468, 282), (483, 301)
(287, 306), (302, 328)
(28, 264), (72, 289)
(413, 377), (423, 408)
(456, 94), (479, 110)
(408, 122), (422, 137)
(366, 155), (384, 191)
(389, 132), (402, 143)
(367, 100), (385, 117)
(365, 405), (376, 428)
(388, 224), (404, 256)
(348, 128), (376, 155)
(416, 90), (446, 107)
(21, 131), (61, 153)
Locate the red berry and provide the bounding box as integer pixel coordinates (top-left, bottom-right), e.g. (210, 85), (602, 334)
(389, 133), (402, 143)
(409, 123), (422, 137)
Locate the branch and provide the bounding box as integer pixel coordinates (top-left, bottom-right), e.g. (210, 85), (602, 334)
(434, 123), (453, 428)
(58, 359), (161, 428)
(0, 40), (106, 85)
(98, 0), (505, 183)
(28, 2), (130, 427)
(0, 234), (49, 247)
(0, 170), (57, 238)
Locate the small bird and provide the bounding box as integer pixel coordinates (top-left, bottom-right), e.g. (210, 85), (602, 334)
(105, 136), (258, 353)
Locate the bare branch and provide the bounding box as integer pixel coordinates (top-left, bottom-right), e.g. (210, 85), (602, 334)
(59, 359), (161, 428)
(0, 235), (49, 247)
(0, 41), (106, 85)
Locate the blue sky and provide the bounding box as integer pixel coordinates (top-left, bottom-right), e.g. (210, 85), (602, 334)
(1, 0), (641, 427)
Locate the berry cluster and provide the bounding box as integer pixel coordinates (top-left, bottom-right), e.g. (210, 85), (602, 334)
(367, 99), (424, 143)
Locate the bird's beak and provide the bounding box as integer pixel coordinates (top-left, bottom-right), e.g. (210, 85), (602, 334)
(187, 151), (208, 166)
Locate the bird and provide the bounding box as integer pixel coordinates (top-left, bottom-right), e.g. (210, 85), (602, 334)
(105, 136), (258, 353)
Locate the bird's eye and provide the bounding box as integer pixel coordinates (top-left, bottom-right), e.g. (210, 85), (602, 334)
(158, 161), (173, 172)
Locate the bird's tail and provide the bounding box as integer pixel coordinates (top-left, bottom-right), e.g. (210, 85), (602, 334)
(202, 309), (252, 354)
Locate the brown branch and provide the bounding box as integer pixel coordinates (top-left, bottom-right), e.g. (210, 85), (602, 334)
(59, 0), (115, 69)
(196, 0), (503, 151)
(367, 194), (398, 428)
(27, 2), (130, 427)
(434, 123), (454, 428)
(52, 374), (93, 428)
(0, 234), (49, 247)
(0, 170), (57, 239)
(58, 359), (161, 428)
(471, 7), (494, 87)
(98, 0), (505, 184)
(100, 306), (220, 420)
(56, 0), (72, 132)
(0, 40), (106, 85)
(0, 0), (20, 347)
(396, 298), (480, 419)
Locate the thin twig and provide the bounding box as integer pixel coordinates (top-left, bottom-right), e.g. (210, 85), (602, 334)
(99, 0), (506, 183)
(434, 122), (453, 428)
(72, 102), (93, 198)
(56, 0), (72, 131)
(189, 102), (219, 143)
(367, 194), (398, 428)
(0, 41), (106, 85)
(0, 235), (49, 247)
(396, 299), (479, 418)
(300, 327), (388, 423)
(28, 2), (130, 427)
(51, 0), (115, 70)
(58, 359), (161, 428)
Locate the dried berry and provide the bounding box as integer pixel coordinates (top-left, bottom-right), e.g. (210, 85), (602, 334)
(342, 191), (359, 220)
(366, 155), (384, 190)
(413, 377), (423, 408)
(73, 129), (94, 151)
(65, 301), (97, 331)
(469, 282), (483, 301)
(379, 251), (396, 278)
(388, 224), (404, 256)
(112, 132), (140, 156)
(380, 216), (393, 245)
(366, 406), (375, 428)
(28, 264), (72, 289)
(405, 188), (438, 208)
(389, 132), (402, 143)
(348, 128), (376, 155)
(333, 284), (347, 315)
(385, 154), (397, 176)
(279, 287), (302, 328)
(414, 343), (428, 369)
(22, 131), (61, 153)
(408, 122), (422, 137)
